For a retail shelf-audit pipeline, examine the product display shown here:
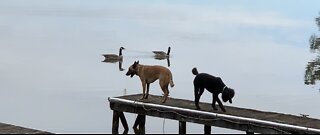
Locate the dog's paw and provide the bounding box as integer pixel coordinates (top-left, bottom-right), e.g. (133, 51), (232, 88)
(138, 97), (145, 101)
(143, 95), (148, 99)
(161, 99), (167, 103)
(212, 107), (218, 111)
(221, 108), (226, 112)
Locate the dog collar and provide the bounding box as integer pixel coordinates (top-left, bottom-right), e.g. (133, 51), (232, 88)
(222, 86), (227, 93)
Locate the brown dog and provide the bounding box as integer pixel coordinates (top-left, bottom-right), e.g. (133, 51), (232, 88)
(126, 61), (174, 103)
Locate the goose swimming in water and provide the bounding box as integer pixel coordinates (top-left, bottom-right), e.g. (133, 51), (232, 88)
(153, 46), (171, 58)
(102, 47), (125, 62)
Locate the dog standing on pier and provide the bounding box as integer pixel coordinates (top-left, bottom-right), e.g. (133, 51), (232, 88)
(126, 61), (174, 103)
(192, 67), (235, 112)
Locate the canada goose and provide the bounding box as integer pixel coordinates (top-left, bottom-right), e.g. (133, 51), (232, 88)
(102, 47), (125, 62)
(153, 47), (171, 57)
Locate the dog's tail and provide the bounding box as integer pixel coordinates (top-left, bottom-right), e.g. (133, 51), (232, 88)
(169, 73), (175, 88)
(192, 67), (199, 75)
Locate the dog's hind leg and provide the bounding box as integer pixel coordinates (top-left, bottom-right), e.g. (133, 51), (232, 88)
(194, 87), (204, 110)
(160, 82), (169, 103)
(159, 78), (170, 103)
(161, 88), (169, 103)
(194, 86), (200, 109)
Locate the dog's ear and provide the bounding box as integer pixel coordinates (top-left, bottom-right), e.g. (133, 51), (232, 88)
(134, 61), (139, 65)
(132, 61), (137, 68)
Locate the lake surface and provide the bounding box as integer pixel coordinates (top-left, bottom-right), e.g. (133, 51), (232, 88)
(1, 0), (320, 133)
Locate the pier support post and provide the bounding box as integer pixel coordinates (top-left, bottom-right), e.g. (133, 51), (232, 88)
(112, 111), (120, 134)
(119, 112), (129, 133)
(133, 115), (146, 134)
(179, 121), (186, 134)
(112, 111), (129, 134)
(246, 130), (254, 134)
(204, 125), (211, 134)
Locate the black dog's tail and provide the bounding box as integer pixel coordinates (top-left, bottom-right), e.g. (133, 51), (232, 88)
(192, 67), (199, 75)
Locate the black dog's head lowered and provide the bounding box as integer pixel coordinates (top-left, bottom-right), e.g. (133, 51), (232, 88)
(222, 87), (235, 104)
(126, 61), (139, 78)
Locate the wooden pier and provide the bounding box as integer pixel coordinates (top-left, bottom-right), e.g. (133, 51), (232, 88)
(0, 123), (51, 134)
(109, 94), (320, 134)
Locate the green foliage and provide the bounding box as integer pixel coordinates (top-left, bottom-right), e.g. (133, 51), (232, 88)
(305, 13), (320, 85)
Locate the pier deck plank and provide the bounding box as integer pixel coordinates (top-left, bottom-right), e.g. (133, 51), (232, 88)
(0, 123), (51, 134)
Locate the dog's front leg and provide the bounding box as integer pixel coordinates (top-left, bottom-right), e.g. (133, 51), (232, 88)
(145, 83), (150, 99)
(212, 94), (218, 111)
(140, 81), (146, 100)
(216, 96), (226, 112)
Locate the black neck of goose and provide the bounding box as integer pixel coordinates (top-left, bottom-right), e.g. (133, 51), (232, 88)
(167, 48), (171, 55)
(119, 48), (123, 56)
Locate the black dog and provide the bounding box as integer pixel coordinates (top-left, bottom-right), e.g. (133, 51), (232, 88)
(192, 68), (235, 112)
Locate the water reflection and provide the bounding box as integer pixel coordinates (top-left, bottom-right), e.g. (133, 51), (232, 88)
(102, 55), (171, 71)
(101, 58), (124, 71)
(102, 47), (172, 71)
(153, 56), (171, 67)
(305, 14), (320, 86)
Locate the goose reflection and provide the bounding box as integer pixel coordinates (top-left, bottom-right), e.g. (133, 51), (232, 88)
(101, 59), (124, 71)
(153, 55), (171, 67)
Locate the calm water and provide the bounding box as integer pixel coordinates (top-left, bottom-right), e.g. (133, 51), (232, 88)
(1, 0), (320, 133)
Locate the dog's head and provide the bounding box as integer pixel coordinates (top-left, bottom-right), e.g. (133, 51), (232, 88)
(126, 61), (139, 78)
(222, 87), (235, 104)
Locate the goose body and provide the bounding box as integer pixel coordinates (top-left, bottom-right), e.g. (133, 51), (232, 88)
(153, 47), (171, 58)
(102, 47), (125, 62)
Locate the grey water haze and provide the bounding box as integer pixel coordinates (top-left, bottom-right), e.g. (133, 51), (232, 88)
(1, 0), (320, 133)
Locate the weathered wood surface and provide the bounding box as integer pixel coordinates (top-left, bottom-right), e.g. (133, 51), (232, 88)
(109, 94), (320, 134)
(0, 123), (51, 134)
